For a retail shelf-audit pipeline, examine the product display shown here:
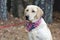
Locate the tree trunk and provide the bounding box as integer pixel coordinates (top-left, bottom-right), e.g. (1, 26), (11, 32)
(11, 0), (29, 18)
(7, 0), (11, 12)
(0, 0), (7, 21)
(11, 0), (19, 18)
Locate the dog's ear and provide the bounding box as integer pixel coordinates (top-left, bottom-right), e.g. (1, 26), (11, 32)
(36, 7), (43, 19)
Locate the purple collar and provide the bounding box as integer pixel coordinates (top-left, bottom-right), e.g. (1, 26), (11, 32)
(26, 18), (41, 32)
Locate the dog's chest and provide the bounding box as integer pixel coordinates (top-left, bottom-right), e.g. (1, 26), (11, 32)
(28, 18), (52, 40)
(29, 27), (52, 40)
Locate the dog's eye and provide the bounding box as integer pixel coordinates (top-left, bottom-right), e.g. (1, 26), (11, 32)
(26, 9), (29, 12)
(32, 10), (35, 13)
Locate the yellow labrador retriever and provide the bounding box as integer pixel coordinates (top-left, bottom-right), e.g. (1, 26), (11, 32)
(24, 5), (52, 40)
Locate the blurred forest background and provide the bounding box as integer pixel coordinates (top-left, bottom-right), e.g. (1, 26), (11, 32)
(0, 0), (60, 40)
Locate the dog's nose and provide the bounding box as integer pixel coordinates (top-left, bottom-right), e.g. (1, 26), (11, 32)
(25, 16), (29, 20)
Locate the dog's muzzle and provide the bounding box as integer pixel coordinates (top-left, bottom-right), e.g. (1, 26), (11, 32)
(25, 16), (29, 20)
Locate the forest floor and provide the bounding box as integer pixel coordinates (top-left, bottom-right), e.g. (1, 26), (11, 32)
(0, 12), (60, 40)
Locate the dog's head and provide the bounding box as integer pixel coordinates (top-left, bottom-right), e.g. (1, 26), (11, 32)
(24, 5), (43, 22)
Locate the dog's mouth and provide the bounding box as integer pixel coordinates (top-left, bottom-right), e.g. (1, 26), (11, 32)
(25, 16), (32, 22)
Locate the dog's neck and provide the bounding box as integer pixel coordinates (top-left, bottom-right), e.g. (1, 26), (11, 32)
(33, 18), (41, 23)
(26, 18), (41, 31)
(31, 18), (41, 23)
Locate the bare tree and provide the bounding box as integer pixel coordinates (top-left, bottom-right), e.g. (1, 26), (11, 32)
(11, 0), (29, 18)
(0, 0), (7, 21)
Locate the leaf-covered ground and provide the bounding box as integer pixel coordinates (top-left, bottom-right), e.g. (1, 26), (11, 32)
(0, 12), (60, 40)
